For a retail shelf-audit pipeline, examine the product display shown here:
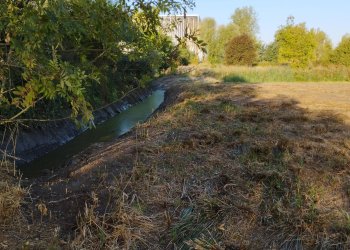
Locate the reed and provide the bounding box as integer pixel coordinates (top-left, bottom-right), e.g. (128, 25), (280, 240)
(194, 64), (350, 83)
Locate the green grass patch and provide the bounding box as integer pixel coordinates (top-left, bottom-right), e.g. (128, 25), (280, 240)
(196, 65), (350, 82)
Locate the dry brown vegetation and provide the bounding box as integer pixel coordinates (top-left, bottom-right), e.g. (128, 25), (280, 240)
(0, 170), (25, 225)
(0, 168), (28, 248)
(1, 72), (350, 249)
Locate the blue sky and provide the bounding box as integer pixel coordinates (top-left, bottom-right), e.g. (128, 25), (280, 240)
(191, 0), (350, 46)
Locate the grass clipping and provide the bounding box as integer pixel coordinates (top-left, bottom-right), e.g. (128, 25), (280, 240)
(72, 188), (156, 249)
(68, 79), (350, 248)
(9, 74), (350, 249)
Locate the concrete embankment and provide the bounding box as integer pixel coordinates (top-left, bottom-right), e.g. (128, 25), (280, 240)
(2, 88), (153, 164)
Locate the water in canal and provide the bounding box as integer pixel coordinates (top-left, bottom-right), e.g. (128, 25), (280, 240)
(19, 90), (165, 178)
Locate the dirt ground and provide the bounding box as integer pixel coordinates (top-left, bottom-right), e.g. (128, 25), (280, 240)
(1, 71), (350, 249)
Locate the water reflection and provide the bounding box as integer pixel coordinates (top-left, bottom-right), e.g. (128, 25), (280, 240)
(19, 90), (165, 178)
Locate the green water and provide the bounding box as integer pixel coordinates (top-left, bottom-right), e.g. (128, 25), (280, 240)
(19, 90), (165, 178)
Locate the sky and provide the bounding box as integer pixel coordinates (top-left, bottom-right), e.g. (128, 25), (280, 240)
(191, 0), (350, 46)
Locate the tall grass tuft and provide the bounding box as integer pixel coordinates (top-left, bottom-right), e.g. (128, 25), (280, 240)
(0, 178), (26, 224)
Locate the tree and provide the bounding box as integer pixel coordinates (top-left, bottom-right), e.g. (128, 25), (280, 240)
(275, 18), (316, 68)
(0, 0), (194, 126)
(199, 18), (241, 64)
(224, 34), (257, 66)
(311, 28), (333, 65)
(200, 6), (259, 65)
(199, 18), (216, 45)
(205, 23), (240, 64)
(231, 6), (259, 39)
(199, 18), (217, 63)
(260, 42), (279, 63)
(331, 35), (350, 66)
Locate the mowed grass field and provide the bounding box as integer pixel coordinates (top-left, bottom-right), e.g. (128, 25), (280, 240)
(192, 65), (350, 123)
(1, 68), (350, 249)
(254, 82), (350, 124)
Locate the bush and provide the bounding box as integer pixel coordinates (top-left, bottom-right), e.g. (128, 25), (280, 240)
(177, 47), (191, 66)
(176, 46), (199, 66)
(260, 42), (279, 64)
(275, 21), (316, 68)
(331, 36), (350, 66)
(224, 34), (257, 66)
(0, 0), (192, 125)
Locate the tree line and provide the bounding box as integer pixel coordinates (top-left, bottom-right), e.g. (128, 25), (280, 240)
(200, 7), (350, 68)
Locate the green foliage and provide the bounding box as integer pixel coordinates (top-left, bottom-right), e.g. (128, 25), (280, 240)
(331, 35), (350, 66)
(0, 0), (193, 125)
(231, 6), (259, 39)
(199, 18), (216, 46)
(260, 42), (279, 64)
(311, 28), (333, 65)
(275, 18), (317, 68)
(207, 24), (240, 64)
(156, 34), (179, 71)
(213, 65), (350, 83)
(199, 18), (217, 63)
(177, 46), (192, 66)
(200, 6), (259, 65)
(224, 34), (257, 66)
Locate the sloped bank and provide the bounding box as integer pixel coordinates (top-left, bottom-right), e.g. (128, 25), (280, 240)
(32, 78), (350, 249)
(3, 69), (350, 249)
(5, 88), (153, 164)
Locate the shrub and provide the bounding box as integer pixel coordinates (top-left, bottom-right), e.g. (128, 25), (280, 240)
(224, 34), (257, 66)
(177, 47), (191, 66)
(0, 0), (192, 125)
(331, 35), (350, 66)
(260, 42), (279, 64)
(275, 20), (316, 68)
(311, 28), (333, 65)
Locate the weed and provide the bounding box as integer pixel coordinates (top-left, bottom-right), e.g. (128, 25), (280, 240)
(4, 71), (350, 248)
(193, 64), (350, 83)
(72, 190), (156, 249)
(0, 175), (26, 224)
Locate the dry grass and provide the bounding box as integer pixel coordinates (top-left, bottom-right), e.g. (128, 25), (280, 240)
(3, 72), (350, 249)
(72, 180), (158, 249)
(0, 169), (31, 249)
(60, 75), (350, 249)
(254, 82), (350, 124)
(0, 170), (26, 224)
(152, 82), (350, 248)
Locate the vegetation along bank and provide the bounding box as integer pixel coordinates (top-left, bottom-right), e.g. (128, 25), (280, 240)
(2, 0), (350, 249)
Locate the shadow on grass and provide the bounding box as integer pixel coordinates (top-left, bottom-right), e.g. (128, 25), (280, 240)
(155, 82), (350, 249)
(222, 75), (248, 83)
(10, 78), (350, 249)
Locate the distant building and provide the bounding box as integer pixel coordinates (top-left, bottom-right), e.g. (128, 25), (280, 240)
(160, 14), (205, 61)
